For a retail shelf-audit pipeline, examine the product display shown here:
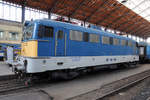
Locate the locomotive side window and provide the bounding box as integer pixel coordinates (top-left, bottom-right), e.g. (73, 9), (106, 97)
(83, 32), (89, 42)
(70, 30), (82, 41)
(58, 30), (64, 39)
(89, 34), (99, 43)
(102, 36), (110, 44)
(121, 40), (126, 46)
(128, 41), (132, 47)
(113, 38), (119, 45)
(38, 25), (53, 38)
(133, 43), (136, 48)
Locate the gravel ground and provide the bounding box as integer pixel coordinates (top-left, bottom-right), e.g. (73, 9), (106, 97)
(0, 91), (51, 100)
(101, 76), (150, 100)
(132, 79), (150, 100)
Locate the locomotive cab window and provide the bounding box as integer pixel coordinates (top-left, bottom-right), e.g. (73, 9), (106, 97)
(58, 30), (64, 39)
(70, 30), (82, 41)
(83, 32), (89, 42)
(38, 25), (53, 38)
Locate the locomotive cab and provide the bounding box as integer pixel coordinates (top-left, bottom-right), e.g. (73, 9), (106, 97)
(14, 20), (67, 74)
(21, 21), (66, 57)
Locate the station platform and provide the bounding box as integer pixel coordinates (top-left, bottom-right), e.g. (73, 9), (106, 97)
(0, 61), (14, 76)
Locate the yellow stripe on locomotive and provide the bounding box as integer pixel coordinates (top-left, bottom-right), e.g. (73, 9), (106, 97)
(21, 40), (38, 57)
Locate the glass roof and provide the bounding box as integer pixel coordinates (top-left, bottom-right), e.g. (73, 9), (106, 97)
(117, 0), (150, 22)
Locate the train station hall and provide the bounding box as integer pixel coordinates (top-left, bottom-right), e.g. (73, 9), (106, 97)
(0, 0), (150, 100)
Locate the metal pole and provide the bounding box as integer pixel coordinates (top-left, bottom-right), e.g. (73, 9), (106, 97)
(68, 17), (70, 22)
(48, 11), (51, 19)
(21, 5), (25, 23)
(84, 21), (85, 27)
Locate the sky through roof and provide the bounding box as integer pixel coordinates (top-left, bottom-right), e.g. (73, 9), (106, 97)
(118, 0), (150, 22)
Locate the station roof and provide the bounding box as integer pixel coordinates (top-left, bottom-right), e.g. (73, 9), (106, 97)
(3, 0), (150, 38)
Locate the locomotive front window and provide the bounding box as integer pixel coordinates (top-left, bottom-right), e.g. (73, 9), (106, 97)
(38, 25), (53, 38)
(22, 24), (34, 40)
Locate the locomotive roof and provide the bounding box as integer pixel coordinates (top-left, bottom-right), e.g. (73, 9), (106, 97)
(33, 19), (136, 42)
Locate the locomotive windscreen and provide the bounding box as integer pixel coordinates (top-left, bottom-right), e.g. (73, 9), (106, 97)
(22, 24), (34, 41)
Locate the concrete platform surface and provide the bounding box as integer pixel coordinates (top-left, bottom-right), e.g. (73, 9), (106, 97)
(0, 91), (50, 100)
(0, 62), (14, 76)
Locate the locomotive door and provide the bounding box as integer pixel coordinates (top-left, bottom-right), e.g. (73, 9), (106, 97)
(55, 27), (66, 56)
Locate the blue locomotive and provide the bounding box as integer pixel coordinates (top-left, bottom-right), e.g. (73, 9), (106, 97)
(13, 19), (139, 79)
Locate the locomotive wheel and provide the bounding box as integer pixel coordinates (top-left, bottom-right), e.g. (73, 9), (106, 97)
(51, 71), (79, 80)
(65, 71), (79, 80)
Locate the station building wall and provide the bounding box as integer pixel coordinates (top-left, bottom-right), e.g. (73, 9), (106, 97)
(0, 19), (22, 44)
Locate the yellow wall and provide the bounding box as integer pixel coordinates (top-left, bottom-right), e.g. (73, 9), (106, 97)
(21, 40), (38, 57)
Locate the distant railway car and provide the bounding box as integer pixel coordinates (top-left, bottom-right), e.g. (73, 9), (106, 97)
(0, 47), (4, 60)
(13, 19), (139, 79)
(146, 45), (150, 60)
(138, 42), (150, 62)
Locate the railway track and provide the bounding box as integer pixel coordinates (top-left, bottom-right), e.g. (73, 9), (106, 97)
(1, 69), (150, 99)
(0, 76), (31, 95)
(0, 75), (50, 96)
(68, 69), (150, 100)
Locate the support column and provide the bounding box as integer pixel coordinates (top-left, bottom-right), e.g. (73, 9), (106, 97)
(135, 36), (138, 41)
(68, 17), (70, 22)
(127, 34), (128, 37)
(21, 5), (25, 23)
(83, 21), (85, 27)
(48, 11), (51, 19)
(114, 30), (116, 34)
